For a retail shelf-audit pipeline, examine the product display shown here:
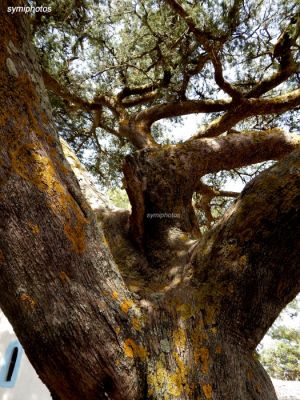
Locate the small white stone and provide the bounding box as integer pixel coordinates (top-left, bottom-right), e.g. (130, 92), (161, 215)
(6, 57), (19, 78)
(8, 40), (19, 54)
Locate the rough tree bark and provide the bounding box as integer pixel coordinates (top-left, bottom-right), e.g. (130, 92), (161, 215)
(0, 3), (299, 400)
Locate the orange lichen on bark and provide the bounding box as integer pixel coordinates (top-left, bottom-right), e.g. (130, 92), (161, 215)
(202, 383), (213, 399)
(120, 299), (134, 314)
(26, 221), (40, 235)
(20, 293), (36, 310)
(123, 338), (148, 359)
(10, 142), (88, 252)
(111, 291), (119, 300)
(173, 352), (190, 396)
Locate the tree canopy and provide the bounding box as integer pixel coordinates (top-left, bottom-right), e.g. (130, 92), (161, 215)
(33, 0), (300, 187)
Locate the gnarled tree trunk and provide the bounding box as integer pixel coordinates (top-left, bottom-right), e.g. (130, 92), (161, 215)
(0, 4), (299, 400)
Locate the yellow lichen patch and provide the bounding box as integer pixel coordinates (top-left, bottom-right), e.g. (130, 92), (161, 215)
(20, 293), (36, 310)
(111, 291), (119, 300)
(173, 353), (190, 395)
(148, 355), (190, 398)
(131, 316), (142, 331)
(115, 326), (121, 335)
(176, 303), (193, 320)
(173, 327), (186, 349)
(166, 374), (182, 396)
(147, 361), (168, 396)
(202, 383), (213, 399)
(10, 142), (88, 253)
(120, 299), (134, 314)
(123, 338), (148, 359)
(26, 221), (40, 234)
(148, 363), (180, 398)
(59, 271), (69, 284)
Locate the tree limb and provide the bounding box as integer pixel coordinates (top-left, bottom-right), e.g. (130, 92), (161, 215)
(121, 91), (160, 107)
(210, 50), (243, 98)
(246, 61), (298, 98)
(193, 149), (300, 348)
(164, 0), (218, 47)
(42, 68), (120, 115)
(190, 88), (300, 139)
(195, 181), (239, 198)
(134, 98), (230, 128)
(118, 70), (171, 102)
(43, 69), (158, 149)
(165, 0), (243, 99)
(181, 129), (300, 176)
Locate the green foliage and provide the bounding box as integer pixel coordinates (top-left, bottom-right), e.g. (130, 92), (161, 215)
(31, 0), (300, 187)
(260, 332), (300, 380)
(259, 298), (300, 380)
(107, 188), (130, 209)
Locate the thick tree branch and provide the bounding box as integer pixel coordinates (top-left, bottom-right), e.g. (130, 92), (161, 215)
(246, 60), (298, 98)
(42, 68), (90, 110)
(123, 129), (299, 260)
(183, 129), (300, 176)
(195, 181), (239, 198)
(193, 149), (300, 348)
(43, 69), (158, 149)
(191, 88), (300, 139)
(121, 91), (159, 107)
(251, 87), (300, 113)
(134, 98), (230, 128)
